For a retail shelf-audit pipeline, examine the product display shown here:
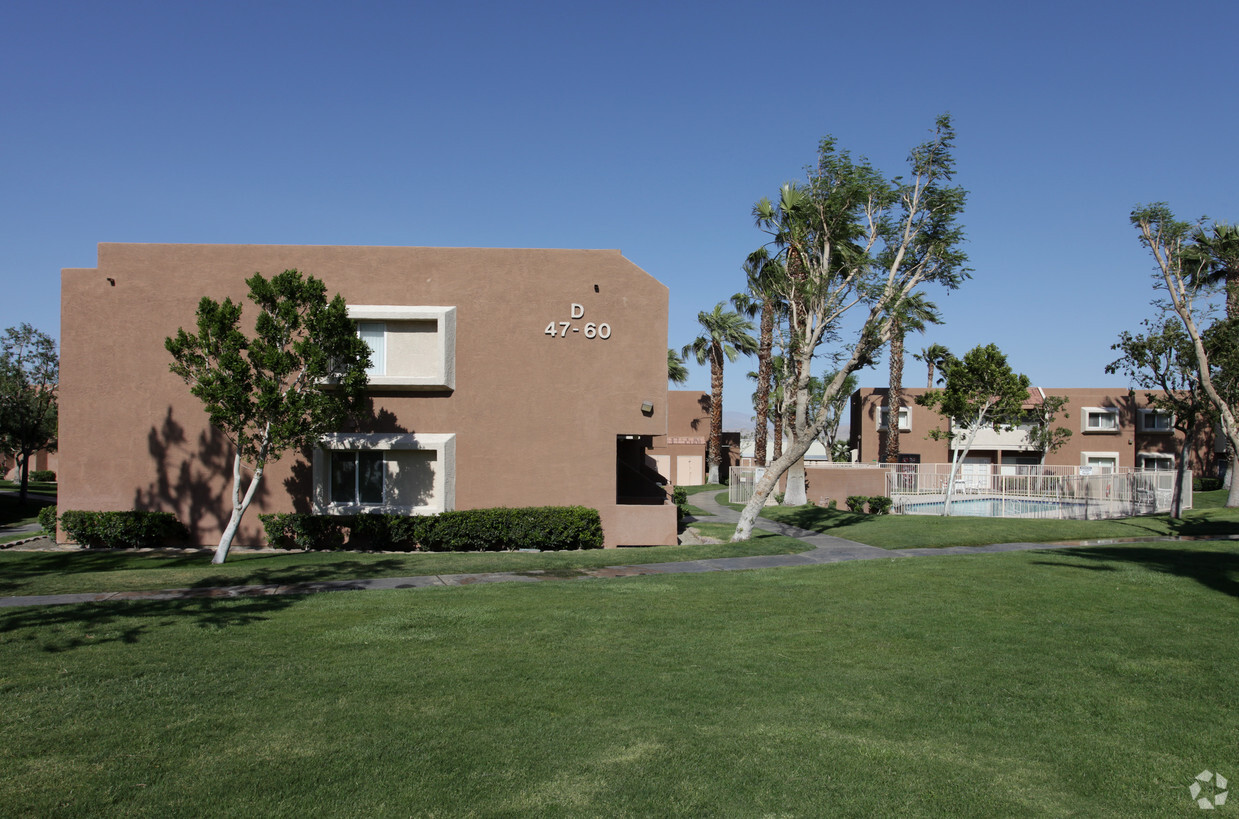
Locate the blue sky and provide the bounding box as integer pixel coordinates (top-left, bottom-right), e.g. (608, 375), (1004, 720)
(3, 0), (1236, 428)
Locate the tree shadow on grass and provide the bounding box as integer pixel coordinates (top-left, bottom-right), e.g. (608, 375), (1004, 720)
(766, 507), (869, 532)
(1032, 545), (1239, 600)
(0, 551), (210, 595)
(184, 557), (410, 590)
(0, 595), (300, 653)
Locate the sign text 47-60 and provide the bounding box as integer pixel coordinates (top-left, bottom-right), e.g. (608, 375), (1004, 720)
(545, 303), (611, 339)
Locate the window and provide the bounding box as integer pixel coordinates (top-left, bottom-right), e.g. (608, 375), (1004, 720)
(878, 406), (911, 431)
(347, 306), (456, 390)
(1081, 452), (1119, 473)
(1138, 453), (1174, 471)
(314, 433), (456, 515)
(1138, 408), (1174, 433)
(1082, 407), (1120, 433)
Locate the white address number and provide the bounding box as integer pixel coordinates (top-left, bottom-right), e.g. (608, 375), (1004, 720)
(544, 321), (611, 339)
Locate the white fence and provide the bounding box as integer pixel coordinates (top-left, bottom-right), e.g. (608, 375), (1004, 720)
(888, 464), (1190, 520)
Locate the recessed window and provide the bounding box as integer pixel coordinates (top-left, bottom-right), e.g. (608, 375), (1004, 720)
(1138, 453), (1174, 471)
(1081, 452), (1119, 473)
(347, 306), (456, 390)
(1083, 407), (1120, 433)
(1138, 408), (1174, 433)
(878, 406), (911, 431)
(314, 433), (455, 515)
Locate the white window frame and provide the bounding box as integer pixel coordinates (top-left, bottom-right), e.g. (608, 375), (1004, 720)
(1081, 451), (1120, 473)
(1082, 407), (1120, 433)
(347, 305), (456, 390)
(1137, 452), (1175, 471)
(1137, 408), (1174, 433)
(313, 432), (456, 515)
(878, 406), (911, 431)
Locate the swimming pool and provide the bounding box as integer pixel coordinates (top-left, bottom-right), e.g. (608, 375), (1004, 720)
(899, 496), (1092, 518)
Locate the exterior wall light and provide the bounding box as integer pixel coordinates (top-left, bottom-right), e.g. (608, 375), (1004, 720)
(641, 401), (654, 415)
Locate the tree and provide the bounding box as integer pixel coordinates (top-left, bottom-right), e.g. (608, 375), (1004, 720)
(166, 270), (371, 563)
(732, 115), (968, 539)
(913, 343), (952, 388)
(1107, 317), (1208, 517)
(808, 370), (857, 458)
(1131, 204), (1239, 507)
(682, 303), (758, 484)
(1183, 222), (1239, 319)
(667, 348), (689, 385)
(884, 293), (940, 464)
(1025, 392), (1072, 467)
(916, 344), (1030, 515)
(0, 324), (58, 506)
(732, 248), (786, 468)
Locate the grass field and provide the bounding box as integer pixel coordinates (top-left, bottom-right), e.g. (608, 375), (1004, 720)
(2, 541), (1235, 816)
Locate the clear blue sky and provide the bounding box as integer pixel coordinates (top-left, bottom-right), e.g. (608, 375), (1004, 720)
(3, 0), (1236, 428)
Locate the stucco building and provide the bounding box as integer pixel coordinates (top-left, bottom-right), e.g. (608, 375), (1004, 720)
(60, 243), (677, 548)
(644, 390), (741, 486)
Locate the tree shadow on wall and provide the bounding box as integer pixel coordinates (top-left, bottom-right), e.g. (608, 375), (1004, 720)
(133, 408), (266, 545)
(284, 403), (431, 514)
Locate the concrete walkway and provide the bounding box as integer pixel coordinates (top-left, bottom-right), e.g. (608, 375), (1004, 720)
(0, 491), (1209, 609)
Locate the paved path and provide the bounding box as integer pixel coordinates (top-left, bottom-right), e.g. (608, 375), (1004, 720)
(0, 491), (1210, 609)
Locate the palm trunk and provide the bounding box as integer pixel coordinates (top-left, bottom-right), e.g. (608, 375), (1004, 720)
(753, 304), (773, 468)
(708, 344), (724, 485)
(886, 322), (904, 464)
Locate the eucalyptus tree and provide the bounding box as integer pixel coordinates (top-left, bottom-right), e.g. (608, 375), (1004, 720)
(884, 293), (940, 464)
(1107, 318), (1207, 517)
(916, 344), (1030, 515)
(1132, 204), (1239, 507)
(913, 343), (952, 388)
(732, 248), (786, 467)
(0, 324), (58, 506)
(732, 115), (968, 538)
(166, 270), (372, 562)
(682, 303), (759, 484)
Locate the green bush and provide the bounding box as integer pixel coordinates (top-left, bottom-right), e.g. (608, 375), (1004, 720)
(30, 470), (56, 483)
(672, 487), (689, 521)
(258, 507), (604, 552)
(58, 510), (188, 549)
(868, 496), (893, 515)
(845, 496), (869, 513)
(1193, 476), (1224, 492)
(37, 505), (57, 533)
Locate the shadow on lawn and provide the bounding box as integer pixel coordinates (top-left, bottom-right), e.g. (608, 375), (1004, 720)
(0, 595), (300, 653)
(185, 557), (409, 590)
(1033, 545), (1239, 600)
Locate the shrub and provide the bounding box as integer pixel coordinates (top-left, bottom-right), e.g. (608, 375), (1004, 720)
(868, 496), (893, 515)
(58, 510), (188, 549)
(1193, 476), (1224, 492)
(672, 487), (689, 521)
(37, 505), (57, 533)
(30, 470), (56, 483)
(258, 507), (604, 552)
(845, 495), (869, 513)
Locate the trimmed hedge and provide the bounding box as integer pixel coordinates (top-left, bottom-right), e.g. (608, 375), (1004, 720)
(845, 495), (869, 513)
(30, 470), (56, 483)
(58, 510), (189, 549)
(868, 496), (893, 515)
(37, 505), (57, 533)
(259, 506), (604, 552)
(1194, 477), (1224, 492)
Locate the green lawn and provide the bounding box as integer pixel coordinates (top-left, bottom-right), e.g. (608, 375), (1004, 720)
(0, 479), (57, 495)
(0, 524), (808, 598)
(2, 542), (1235, 816)
(0, 493), (54, 545)
(739, 489), (1239, 550)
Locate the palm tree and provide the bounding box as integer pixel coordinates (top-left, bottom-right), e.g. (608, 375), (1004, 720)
(1184, 222), (1239, 318)
(884, 293), (940, 464)
(732, 248), (786, 467)
(667, 348), (689, 385)
(913, 343), (952, 388)
(683, 303), (759, 484)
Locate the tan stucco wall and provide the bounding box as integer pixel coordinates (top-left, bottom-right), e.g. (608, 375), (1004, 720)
(645, 390), (740, 486)
(60, 244), (672, 548)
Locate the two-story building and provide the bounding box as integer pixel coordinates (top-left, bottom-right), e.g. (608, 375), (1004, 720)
(59, 243), (677, 548)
